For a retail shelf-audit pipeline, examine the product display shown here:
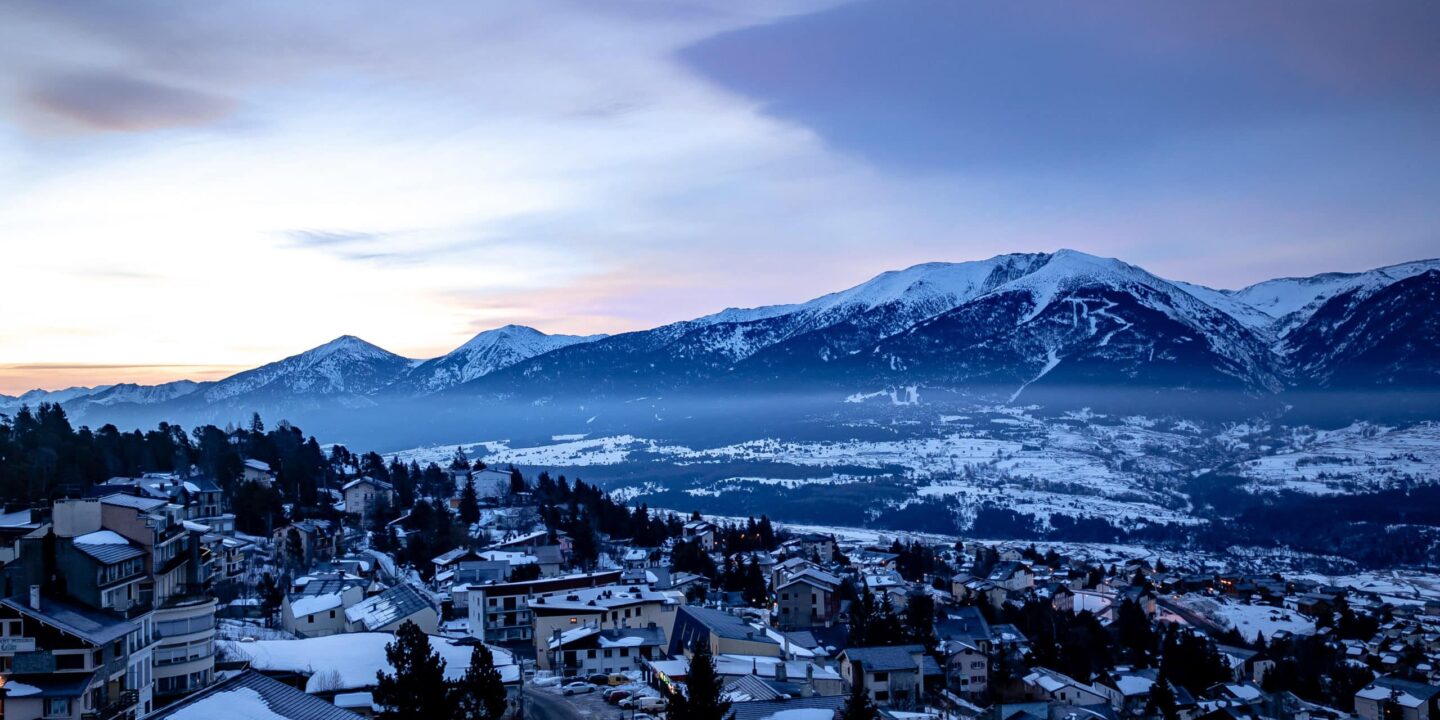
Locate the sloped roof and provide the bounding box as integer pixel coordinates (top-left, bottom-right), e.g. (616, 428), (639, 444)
(344, 583), (433, 630)
(841, 645), (927, 673)
(0, 595), (137, 645)
(145, 669), (363, 720)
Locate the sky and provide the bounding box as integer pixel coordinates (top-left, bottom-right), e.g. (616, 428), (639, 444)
(2, 0), (1438, 394)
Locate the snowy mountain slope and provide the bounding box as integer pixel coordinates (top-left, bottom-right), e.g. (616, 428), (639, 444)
(1225, 258), (1440, 337)
(395, 325), (605, 394)
(839, 251), (1284, 398)
(464, 253), (1055, 394)
(197, 335), (414, 403)
(1282, 269), (1440, 389)
(0, 385), (114, 413)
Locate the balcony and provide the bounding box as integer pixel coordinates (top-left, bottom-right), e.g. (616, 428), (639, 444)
(83, 689), (139, 720)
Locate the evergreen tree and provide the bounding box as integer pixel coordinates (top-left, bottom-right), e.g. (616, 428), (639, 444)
(257, 572), (284, 626)
(665, 643), (732, 720)
(375, 620), (451, 719)
(454, 644), (508, 720)
(742, 556), (768, 607)
(459, 474), (480, 526)
(838, 664), (879, 720)
(1145, 673), (1180, 720)
(508, 466), (526, 495)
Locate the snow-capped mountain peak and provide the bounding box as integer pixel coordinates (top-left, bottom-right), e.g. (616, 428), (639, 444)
(396, 324), (607, 393)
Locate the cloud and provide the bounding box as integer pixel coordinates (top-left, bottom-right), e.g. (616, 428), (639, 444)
(22, 70), (235, 133)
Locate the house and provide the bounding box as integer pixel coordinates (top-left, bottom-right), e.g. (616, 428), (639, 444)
(1217, 645), (1274, 685)
(669, 605), (781, 659)
(775, 568), (842, 629)
(273, 519), (339, 567)
(281, 573), (366, 637)
(242, 459), (276, 486)
(1355, 676), (1440, 720)
(144, 670), (362, 720)
(342, 477), (394, 521)
(683, 520), (716, 551)
(1096, 667), (1157, 714)
(939, 607), (993, 699)
(461, 569), (623, 645)
(1020, 667), (1109, 707)
(838, 645), (942, 709)
(547, 625), (667, 676)
(530, 584), (684, 667)
(986, 562), (1035, 593)
(345, 583), (438, 634)
(0, 591), (145, 720)
(713, 655), (844, 697)
(786, 533), (836, 562)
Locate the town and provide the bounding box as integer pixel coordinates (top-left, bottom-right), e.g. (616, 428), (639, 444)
(0, 412), (1436, 720)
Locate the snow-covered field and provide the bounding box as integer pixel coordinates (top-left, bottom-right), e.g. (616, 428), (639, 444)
(1234, 422), (1440, 495)
(1295, 570), (1440, 605)
(1173, 597), (1316, 641)
(383, 412), (1440, 538)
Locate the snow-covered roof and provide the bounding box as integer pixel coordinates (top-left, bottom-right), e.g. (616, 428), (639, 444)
(344, 584), (433, 631)
(219, 633), (518, 692)
(289, 593), (343, 618)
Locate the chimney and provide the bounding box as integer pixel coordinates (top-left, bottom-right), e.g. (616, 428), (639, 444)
(776, 662), (788, 683)
(29, 584), (40, 610)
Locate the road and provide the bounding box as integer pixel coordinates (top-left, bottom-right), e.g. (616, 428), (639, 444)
(524, 687), (590, 720)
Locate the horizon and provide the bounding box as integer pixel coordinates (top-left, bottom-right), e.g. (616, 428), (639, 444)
(4, 1), (1439, 393)
(4, 248), (1436, 396)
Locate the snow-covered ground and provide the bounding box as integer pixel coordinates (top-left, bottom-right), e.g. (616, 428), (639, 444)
(1233, 422), (1440, 495)
(1294, 570), (1440, 605)
(1172, 597), (1316, 641)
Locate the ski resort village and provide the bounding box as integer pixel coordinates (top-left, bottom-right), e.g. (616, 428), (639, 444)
(0, 419), (1437, 720)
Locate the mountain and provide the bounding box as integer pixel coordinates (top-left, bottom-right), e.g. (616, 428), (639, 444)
(195, 335), (413, 406)
(461, 253), (1055, 395)
(1, 385), (115, 414)
(6, 249), (1438, 442)
(1220, 258), (1440, 338)
(465, 250), (1284, 401)
(393, 325), (605, 395)
(1282, 269), (1440, 389)
(834, 250), (1284, 398)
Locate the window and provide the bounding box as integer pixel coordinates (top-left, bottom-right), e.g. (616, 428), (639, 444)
(603, 649), (612, 658)
(55, 652), (86, 670)
(874, 691), (889, 701)
(872, 671), (888, 681)
(45, 698), (72, 717)
(329, 610), (336, 619)
(587, 650), (597, 659)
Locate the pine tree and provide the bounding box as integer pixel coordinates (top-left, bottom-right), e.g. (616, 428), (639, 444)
(1145, 672), (1180, 720)
(375, 621), (451, 719)
(508, 466), (526, 495)
(665, 643), (732, 720)
(454, 644), (508, 720)
(742, 556), (768, 607)
(459, 474), (480, 525)
(838, 662), (879, 720)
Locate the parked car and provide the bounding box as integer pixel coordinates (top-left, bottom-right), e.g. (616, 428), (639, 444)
(634, 697), (669, 712)
(606, 674), (630, 686)
(633, 714), (660, 720)
(621, 696), (668, 711)
(562, 682), (596, 695)
(587, 673), (611, 685)
(604, 689), (632, 704)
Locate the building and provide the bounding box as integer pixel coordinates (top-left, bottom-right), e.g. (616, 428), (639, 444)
(774, 568), (841, 629)
(94, 474), (223, 521)
(144, 669), (363, 720)
(986, 562), (1035, 593)
(341, 477), (394, 522)
(547, 625), (667, 676)
(241, 459), (276, 487)
(682, 520), (716, 551)
(1019, 667), (1110, 707)
(531, 583), (684, 667)
(281, 573), (366, 638)
(273, 519), (339, 568)
(462, 569), (622, 645)
(0, 591), (144, 720)
(1355, 676), (1440, 720)
(838, 645), (942, 709)
(668, 606), (781, 659)
(344, 584), (438, 634)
